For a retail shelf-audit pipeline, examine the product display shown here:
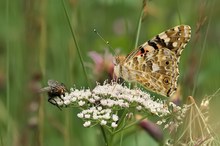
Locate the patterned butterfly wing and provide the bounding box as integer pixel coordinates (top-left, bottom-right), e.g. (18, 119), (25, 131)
(122, 25), (191, 97)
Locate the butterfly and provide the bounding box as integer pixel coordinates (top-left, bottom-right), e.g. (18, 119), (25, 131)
(113, 25), (191, 97)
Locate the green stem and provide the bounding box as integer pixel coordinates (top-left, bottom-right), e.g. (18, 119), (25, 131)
(100, 126), (108, 146)
(107, 133), (114, 146)
(61, 0), (90, 87)
(6, 0), (10, 145)
(116, 110), (127, 129)
(134, 2), (145, 49)
(114, 115), (148, 134)
(100, 126), (115, 146)
(176, 0), (182, 24)
(119, 130), (124, 146)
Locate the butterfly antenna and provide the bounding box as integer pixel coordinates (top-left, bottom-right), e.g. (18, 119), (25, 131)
(93, 29), (117, 55)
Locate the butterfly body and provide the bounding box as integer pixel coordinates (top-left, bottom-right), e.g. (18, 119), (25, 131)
(114, 25), (191, 97)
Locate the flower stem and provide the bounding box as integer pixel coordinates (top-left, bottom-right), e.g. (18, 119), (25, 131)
(100, 125), (115, 146)
(107, 133), (114, 146)
(100, 126), (108, 146)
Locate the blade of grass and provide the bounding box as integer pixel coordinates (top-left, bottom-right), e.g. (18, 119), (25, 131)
(192, 0), (215, 96)
(0, 133), (3, 146)
(134, 0), (148, 49)
(61, 0), (90, 87)
(6, 0), (11, 145)
(38, 0), (47, 145)
(176, 0), (182, 24)
(134, 3), (145, 49)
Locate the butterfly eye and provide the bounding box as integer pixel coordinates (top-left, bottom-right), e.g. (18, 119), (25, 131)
(165, 61), (169, 65)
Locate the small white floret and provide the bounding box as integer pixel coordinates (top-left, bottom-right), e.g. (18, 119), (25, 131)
(97, 106), (102, 111)
(71, 96), (77, 102)
(83, 121), (91, 127)
(100, 120), (107, 125)
(64, 100), (71, 105)
(77, 113), (84, 118)
(111, 122), (118, 128)
(85, 114), (91, 119)
(136, 106), (142, 110)
(112, 114), (119, 122)
(78, 100), (85, 106)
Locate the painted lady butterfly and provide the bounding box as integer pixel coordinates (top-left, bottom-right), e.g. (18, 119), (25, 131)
(113, 25), (191, 97)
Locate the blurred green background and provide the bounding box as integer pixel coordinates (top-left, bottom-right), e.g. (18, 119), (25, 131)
(0, 0), (220, 146)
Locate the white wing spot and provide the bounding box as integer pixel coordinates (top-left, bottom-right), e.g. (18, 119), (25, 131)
(159, 33), (168, 39)
(172, 42), (178, 47)
(174, 27), (179, 31)
(164, 37), (170, 43)
(152, 63), (160, 72)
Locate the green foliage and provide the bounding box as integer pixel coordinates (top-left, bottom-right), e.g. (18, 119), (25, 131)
(0, 0), (220, 146)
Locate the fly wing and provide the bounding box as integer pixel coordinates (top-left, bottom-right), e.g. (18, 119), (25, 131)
(48, 80), (60, 87)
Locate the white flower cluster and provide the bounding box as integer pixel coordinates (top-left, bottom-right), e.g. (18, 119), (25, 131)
(157, 102), (189, 130)
(92, 83), (169, 115)
(77, 106), (118, 127)
(51, 82), (184, 128)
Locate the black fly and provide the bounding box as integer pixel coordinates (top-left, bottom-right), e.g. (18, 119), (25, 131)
(39, 80), (68, 110)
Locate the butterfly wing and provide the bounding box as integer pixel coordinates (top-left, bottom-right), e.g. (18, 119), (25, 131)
(123, 25), (191, 97)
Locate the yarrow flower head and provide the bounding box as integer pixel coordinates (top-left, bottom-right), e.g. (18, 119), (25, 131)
(42, 81), (187, 130)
